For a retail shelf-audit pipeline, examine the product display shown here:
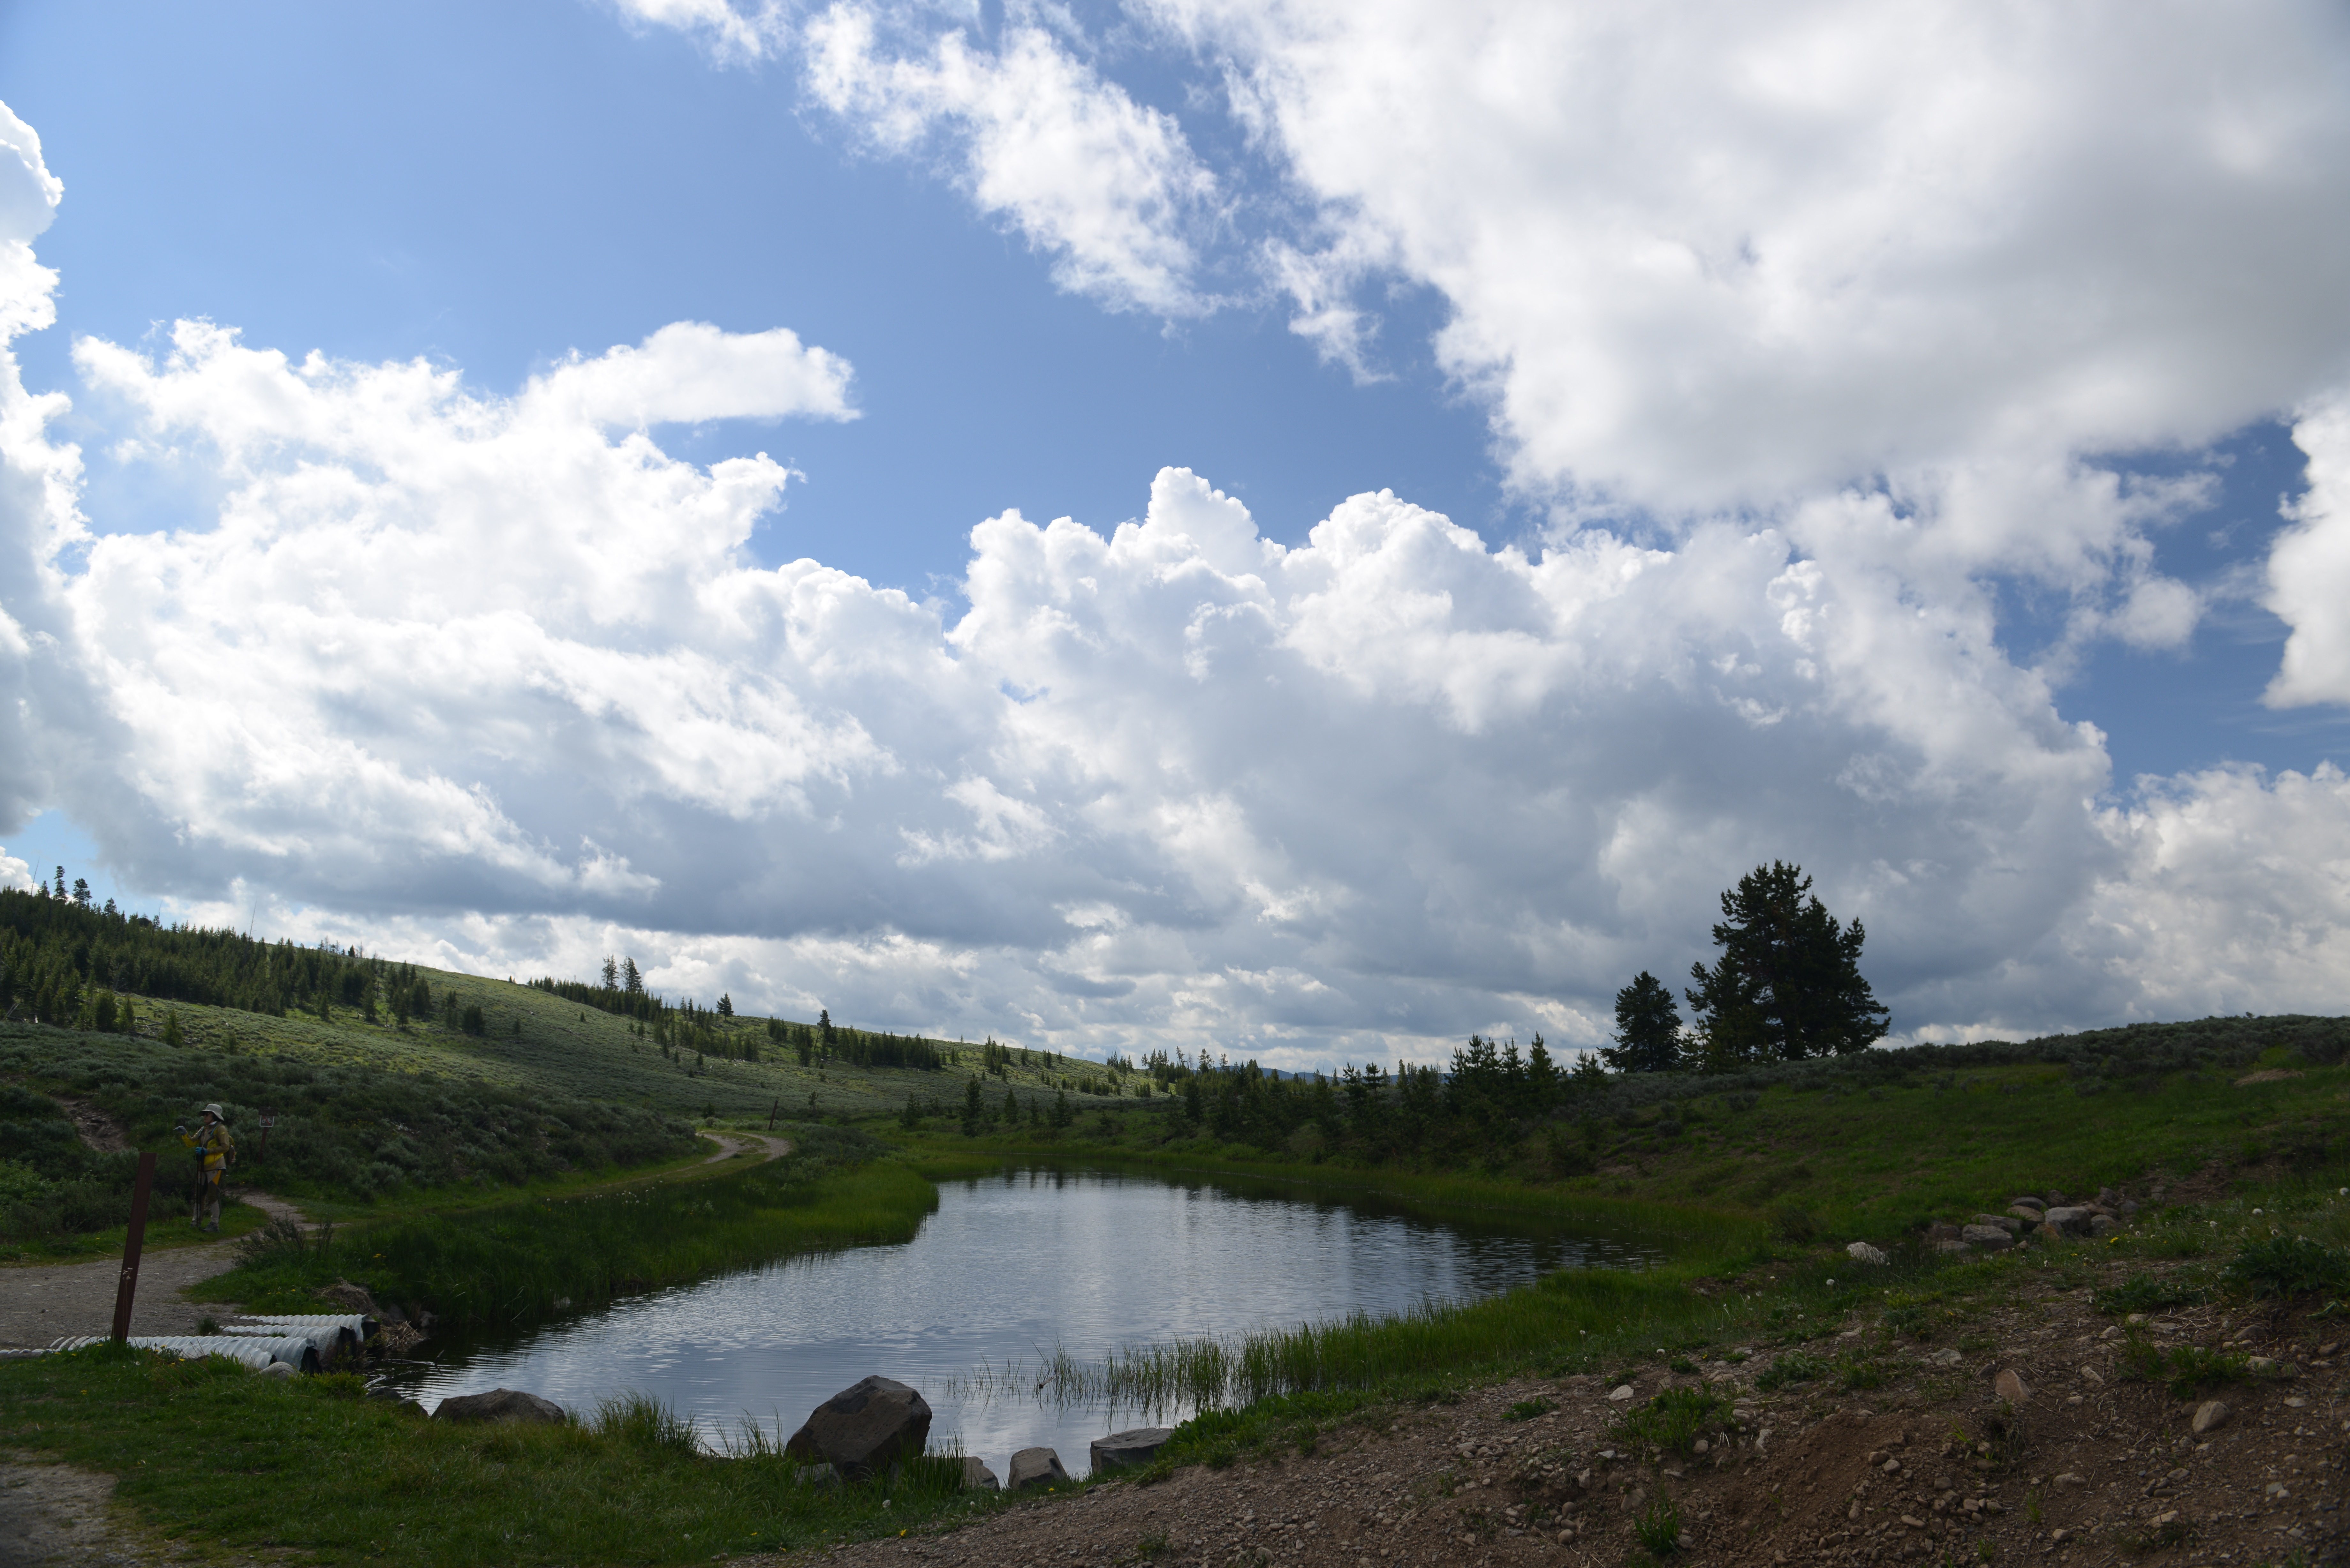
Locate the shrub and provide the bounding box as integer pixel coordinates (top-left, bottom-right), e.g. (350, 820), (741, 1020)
(1755, 1350), (1826, 1392)
(1633, 1492), (1683, 1554)
(2225, 1236), (2350, 1299)
(1612, 1387), (1728, 1454)
(2093, 1276), (2206, 1315)
(1772, 1206), (1818, 1243)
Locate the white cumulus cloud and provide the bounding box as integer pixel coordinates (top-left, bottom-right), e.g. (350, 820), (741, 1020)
(1142, 0), (2350, 514)
(804, 4), (1221, 316)
(2267, 396), (2350, 708)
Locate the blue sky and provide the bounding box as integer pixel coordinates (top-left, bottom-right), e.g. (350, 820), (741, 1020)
(2, 1), (1506, 589)
(3, 1), (2349, 1061)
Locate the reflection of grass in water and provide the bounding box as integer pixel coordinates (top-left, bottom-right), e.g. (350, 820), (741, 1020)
(952, 1265), (1715, 1415)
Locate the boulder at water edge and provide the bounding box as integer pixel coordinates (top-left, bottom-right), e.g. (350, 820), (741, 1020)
(960, 1457), (1000, 1492)
(435, 1389), (566, 1424)
(784, 1376), (933, 1479)
(1008, 1447), (1071, 1490)
(1091, 1427), (1177, 1472)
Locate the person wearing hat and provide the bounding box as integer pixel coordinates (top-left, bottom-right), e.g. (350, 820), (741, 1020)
(176, 1103), (235, 1231)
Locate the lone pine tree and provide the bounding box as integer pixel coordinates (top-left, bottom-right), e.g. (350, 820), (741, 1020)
(1685, 860), (1889, 1065)
(1604, 971), (1685, 1074)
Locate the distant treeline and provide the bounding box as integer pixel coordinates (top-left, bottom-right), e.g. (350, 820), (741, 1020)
(1082, 1014), (2350, 1169)
(526, 974), (950, 1073)
(0, 885), (447, 1031)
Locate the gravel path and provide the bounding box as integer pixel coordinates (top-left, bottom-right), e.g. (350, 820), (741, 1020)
(0, 1188), (314, 1350)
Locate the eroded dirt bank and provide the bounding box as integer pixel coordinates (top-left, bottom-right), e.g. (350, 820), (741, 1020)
(800, 1285), (2342, 1568)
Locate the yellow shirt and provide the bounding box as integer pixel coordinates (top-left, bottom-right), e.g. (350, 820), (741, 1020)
(181, 1121), (234, 1172)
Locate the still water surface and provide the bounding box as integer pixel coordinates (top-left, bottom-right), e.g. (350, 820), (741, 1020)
(391, 1164), (1658, 1478)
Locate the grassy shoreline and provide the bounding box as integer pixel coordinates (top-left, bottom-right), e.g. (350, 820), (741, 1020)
(191, 1126), (931, 1324)
(900, 1138), (1761, 1248)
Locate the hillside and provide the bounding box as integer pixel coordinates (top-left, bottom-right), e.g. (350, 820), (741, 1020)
(0, 889), (1134, 1255)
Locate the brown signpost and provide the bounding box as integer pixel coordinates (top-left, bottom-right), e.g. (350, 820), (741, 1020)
(110, 1150), (158, 1343)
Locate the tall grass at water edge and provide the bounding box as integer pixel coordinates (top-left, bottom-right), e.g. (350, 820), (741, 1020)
(195, 1130), (936, 1322)
(956, 1263), (1737, 1417)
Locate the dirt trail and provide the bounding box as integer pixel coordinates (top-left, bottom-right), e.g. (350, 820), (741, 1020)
(703, 1131), (795, 1163)
(0, 1185), (312, 1350)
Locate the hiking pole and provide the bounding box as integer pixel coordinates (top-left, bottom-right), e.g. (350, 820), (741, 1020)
(110, 1152), (158, 1343)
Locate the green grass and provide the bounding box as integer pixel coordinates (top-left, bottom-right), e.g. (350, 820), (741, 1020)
(893, 1047), (2350, 1249)
(0, 1342), (997, 1567)
(191, 1127), (934, 1324)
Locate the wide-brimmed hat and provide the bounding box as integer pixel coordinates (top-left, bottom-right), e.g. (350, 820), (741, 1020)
(201, 1103), (224, 1119)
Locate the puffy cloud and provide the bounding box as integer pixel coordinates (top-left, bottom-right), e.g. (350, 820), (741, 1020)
(0, 101), (93, 835)
(0, 99), (63, 247)
(26, 316), (2350, 1055)
(2266, 396), (2350, 707)
(1143, 0), (2350, 515)
(607, 0), (788, 63)
(37, 304), (2348, 1058)
(803, 4), (1220, 316)
(0, 846), (33, 893)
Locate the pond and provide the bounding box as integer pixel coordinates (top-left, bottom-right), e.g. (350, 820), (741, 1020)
(385, 1163), (1660, 1479)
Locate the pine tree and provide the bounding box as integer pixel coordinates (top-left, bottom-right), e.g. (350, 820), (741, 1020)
(1603, 971), (1685, 1073)
(601, 955), (618, 990)
(1685, 861), (1889, 1064)
(1525, 1034), (1560, 1110)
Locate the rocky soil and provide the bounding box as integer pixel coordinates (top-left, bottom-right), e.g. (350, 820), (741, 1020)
(797, 1281), (2342, 1568)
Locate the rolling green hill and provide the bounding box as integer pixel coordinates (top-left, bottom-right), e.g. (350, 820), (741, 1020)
(0, 888), (1138, 1254)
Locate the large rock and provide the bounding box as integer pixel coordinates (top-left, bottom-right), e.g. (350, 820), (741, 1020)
(1970, 1214), (2022, 1235)
(2192, 1400), (2231, 1434)
(435, 1388), (566, 1424)
(2088, 1214), (2122, 1239)
(784, 1377), (933, 1479)
(960, 1457), (1000, 1492)
(1960, 1224), (2015, 1250)
(2041, 1206), (2095, 1237)
(2007, 1197), (2045, 1214)
(1008, 1447), (1071, 1490)
(2006, 1205), (2045, 1226)
(1993, 1369), (2030, 1403)
(1845, 1241), (1889, 1266)
(1091, 1427), (1177, 1472)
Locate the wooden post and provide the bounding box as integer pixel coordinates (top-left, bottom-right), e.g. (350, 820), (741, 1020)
(110, 1151), (157, 1343)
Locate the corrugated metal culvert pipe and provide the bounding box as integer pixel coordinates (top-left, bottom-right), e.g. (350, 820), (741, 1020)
(43, 1335), (324, 1373)
(221, 1314), (377, 1364)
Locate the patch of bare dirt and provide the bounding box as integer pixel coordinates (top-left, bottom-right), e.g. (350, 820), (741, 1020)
(795, 1286), (2345, 1568)
(0, 1456), (158, 1566)
(2235, 1070), (2307, 1087)
(47, 1095), (130, 1155)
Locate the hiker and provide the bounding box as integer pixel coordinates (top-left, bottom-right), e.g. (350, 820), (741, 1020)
(177, 1102), (235, 1231)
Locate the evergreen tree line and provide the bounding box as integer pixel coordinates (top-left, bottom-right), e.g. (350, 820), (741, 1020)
(0, 882), (433, 1030)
